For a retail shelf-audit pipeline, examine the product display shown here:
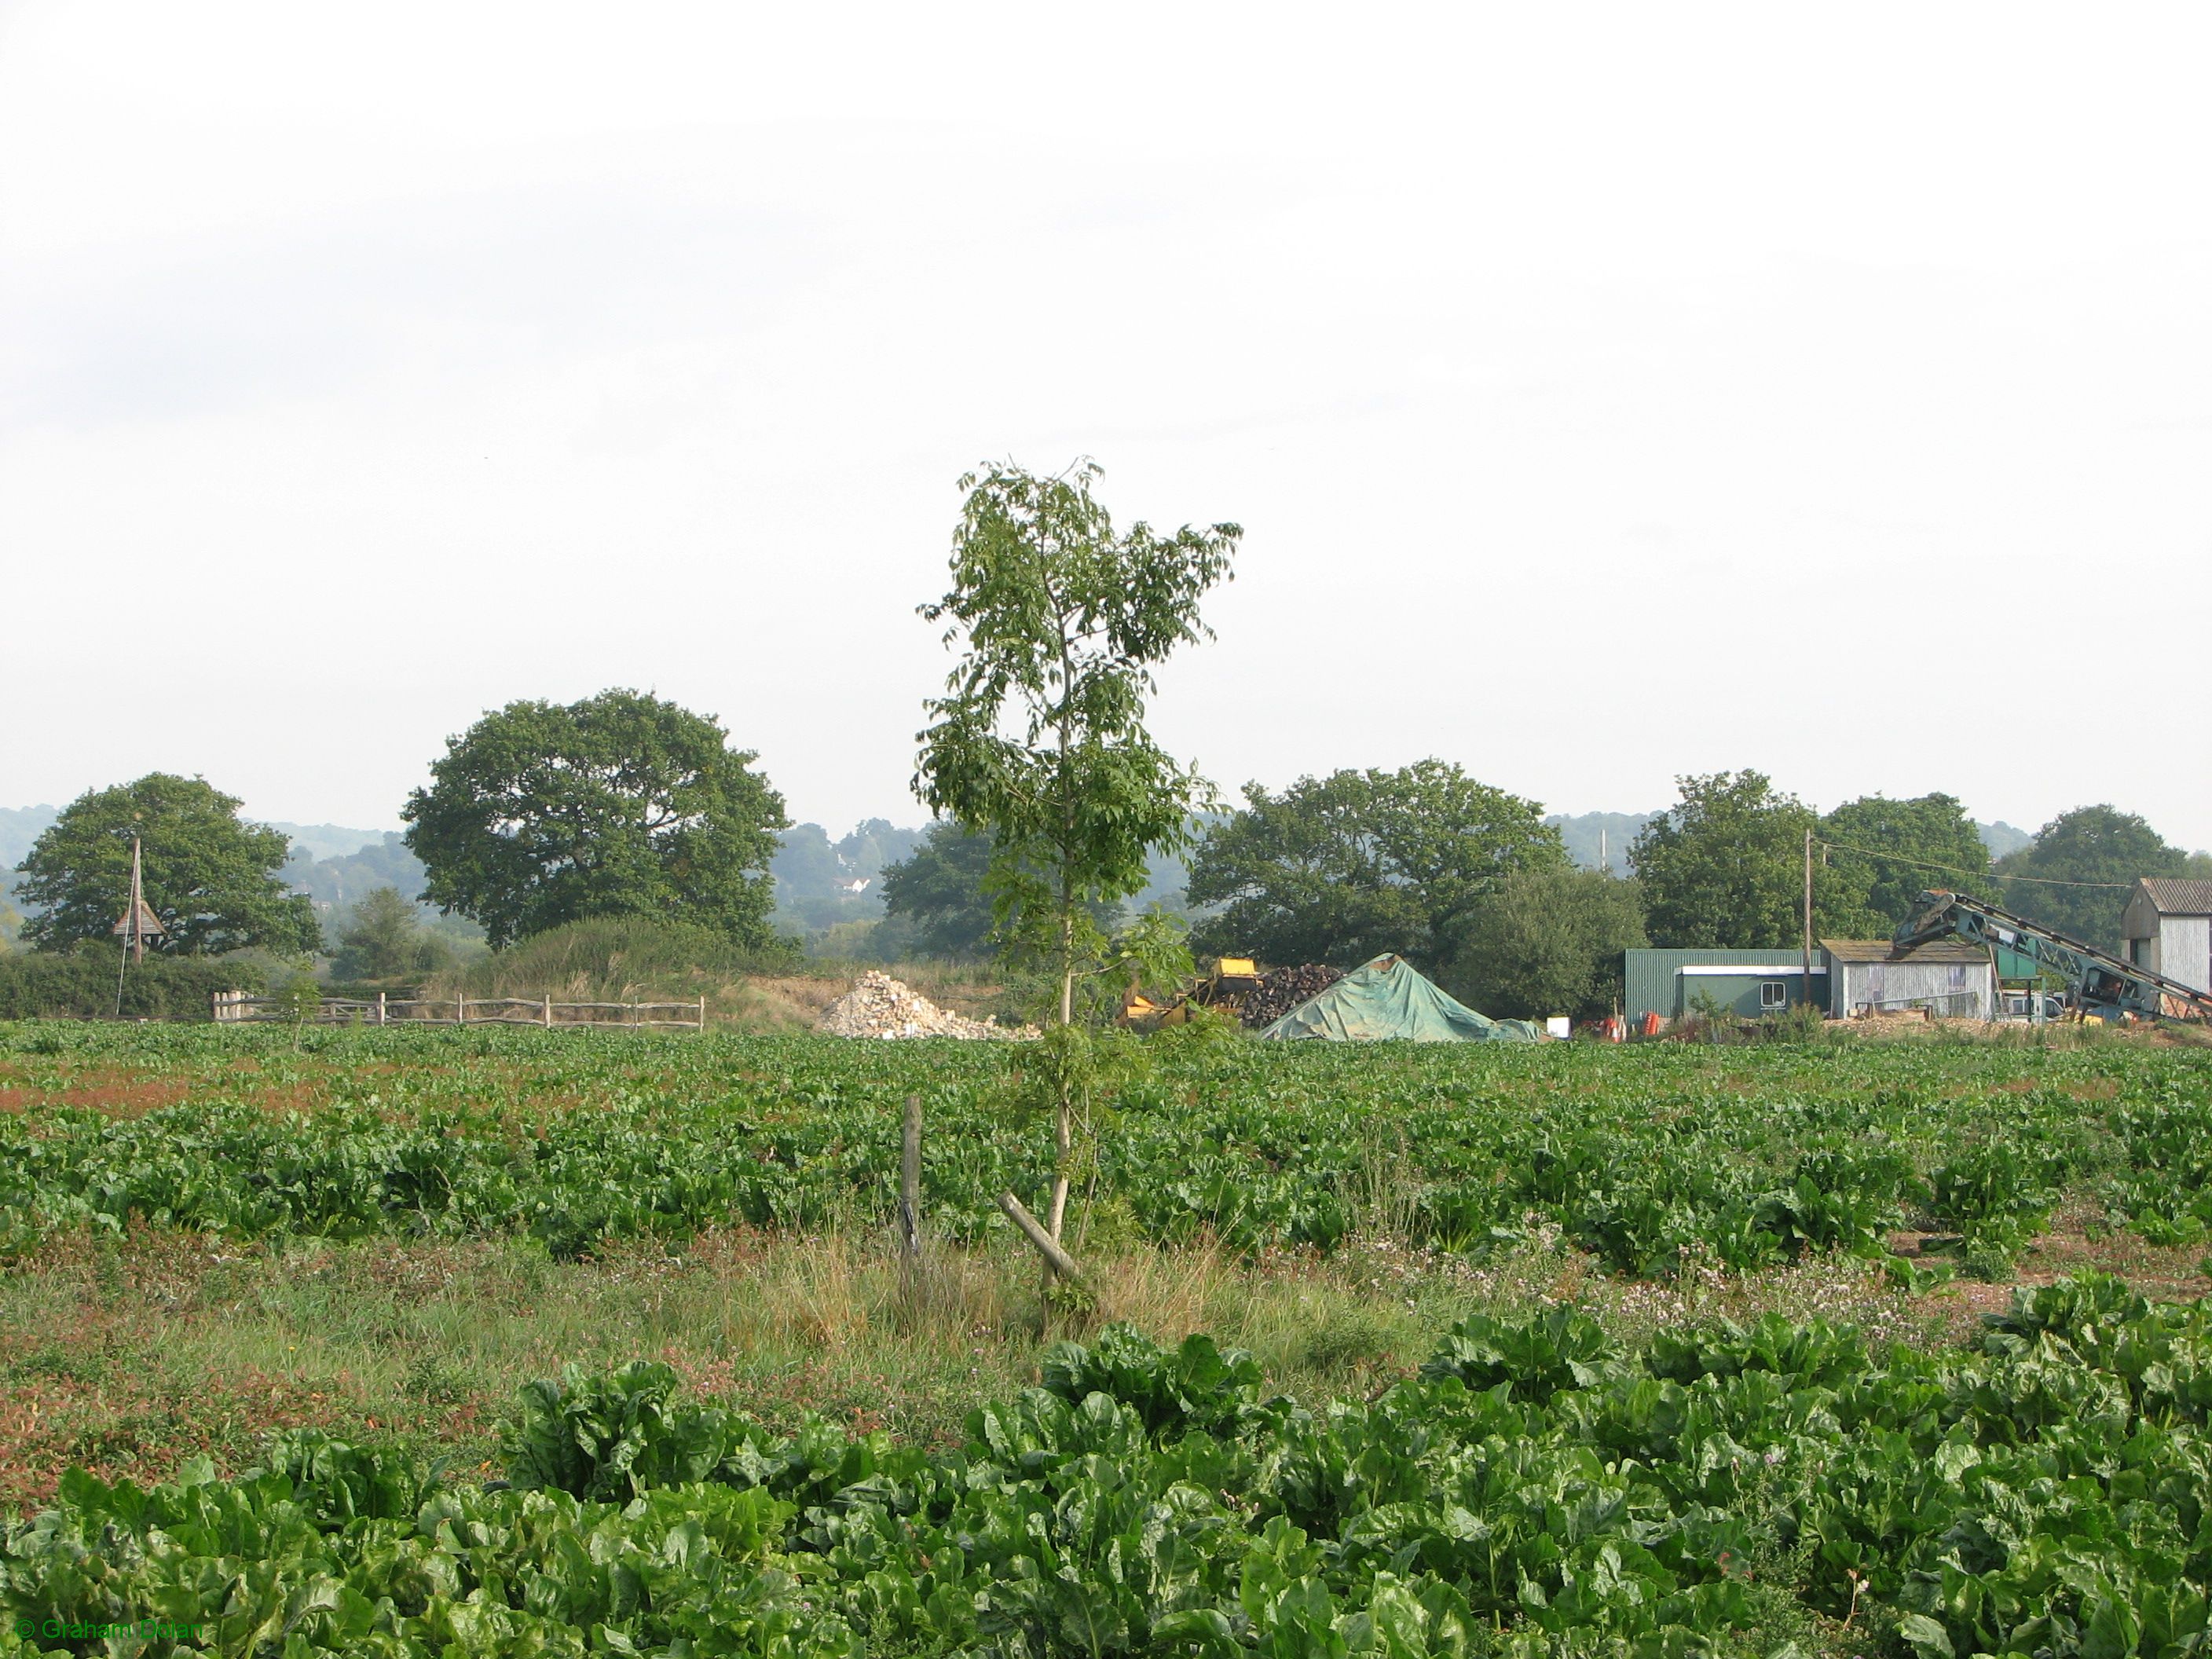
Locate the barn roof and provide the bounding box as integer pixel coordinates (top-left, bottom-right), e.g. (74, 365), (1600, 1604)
(2135, 877), (2212, 916)
(1820, 938), (1990, 964)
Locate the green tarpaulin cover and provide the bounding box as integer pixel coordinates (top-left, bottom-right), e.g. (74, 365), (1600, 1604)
(1258, 954), (1540, 1043)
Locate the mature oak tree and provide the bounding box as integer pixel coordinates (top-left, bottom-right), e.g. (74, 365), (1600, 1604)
(16, 774), (319, 956)
(1991, 804), (2188, 950)
(404, 690), (788, 949)
(1185, 761), (1567, 969)
(1631, 771), (1817, 950)
(1816, 793), (1989, 937)
(880, 822), (999, 959)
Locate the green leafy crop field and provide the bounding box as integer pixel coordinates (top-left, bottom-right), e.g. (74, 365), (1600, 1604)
(2, 1024), (2210, 1655)
(2, 1024), (2210, 1273)
(7, 1284), (2210, 1657)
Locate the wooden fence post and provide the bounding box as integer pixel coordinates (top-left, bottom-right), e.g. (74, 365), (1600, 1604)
(697, 995), (707, 1033)
(543, 993), (553, 1029)
(377, 991), (387, 1027)
(899, 1094), (924, 1262)
(457, 995), (466, 1027)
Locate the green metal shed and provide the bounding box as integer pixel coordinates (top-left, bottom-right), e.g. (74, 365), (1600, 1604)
(1623, 948), (1829, 1024)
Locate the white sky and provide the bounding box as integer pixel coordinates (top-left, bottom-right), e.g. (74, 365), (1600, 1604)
(4, 2), (2209, 848)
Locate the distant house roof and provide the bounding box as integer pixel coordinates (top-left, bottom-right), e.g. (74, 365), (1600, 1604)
(2135, 877), (2212, 917)
(1820, 938), (1990, 965)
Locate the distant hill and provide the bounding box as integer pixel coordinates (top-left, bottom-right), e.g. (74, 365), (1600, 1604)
(0, 806), (60, 870)
(771, 819), (928, 936)
(1547, 811), (1654, 873)
(8, 811), (393, 870)
(262, 822), (395, 863)
(1976, 820), (2034, 860)
(282, 832), (430, 913)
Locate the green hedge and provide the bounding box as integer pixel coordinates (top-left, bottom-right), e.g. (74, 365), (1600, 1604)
(0, 948), (265, 1020)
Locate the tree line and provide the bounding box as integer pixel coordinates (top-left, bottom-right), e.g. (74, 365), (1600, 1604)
(9, 457), (2204, 1025)
(874, 767), (2205, 1020)
(11, 728), (2199, 1024)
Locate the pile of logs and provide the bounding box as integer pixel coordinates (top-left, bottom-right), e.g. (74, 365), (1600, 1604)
(1240, 963), (1345, 1027)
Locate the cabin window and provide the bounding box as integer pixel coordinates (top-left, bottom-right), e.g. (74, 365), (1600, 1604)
(1760, 980), (1789, 1010)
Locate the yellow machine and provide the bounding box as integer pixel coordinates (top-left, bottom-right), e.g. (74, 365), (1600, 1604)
(1121, 957), (1261, 1027)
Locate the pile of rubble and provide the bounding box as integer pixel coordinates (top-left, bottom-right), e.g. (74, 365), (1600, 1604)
(818, 972), (1035, 1041)
(1240, 963), (1345, 1028)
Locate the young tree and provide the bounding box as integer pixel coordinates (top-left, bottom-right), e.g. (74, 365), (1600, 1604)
(404, 690), (788, 949)
(331, 886), (430, 981)
(1185, 762), (1568, 968)
(914, 459), (1237, 1247)
(1445, 866), (1647, 1020)
(1630, 771), (1815, 949)
(16, 774), (319, 957)
(1991, 804), (2188, 950)
(914, 460), (1239, 1023)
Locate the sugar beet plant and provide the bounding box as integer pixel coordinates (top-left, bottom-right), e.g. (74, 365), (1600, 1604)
(6, 1277), (2208, 1656)
(2, 1024), (2208, 1273)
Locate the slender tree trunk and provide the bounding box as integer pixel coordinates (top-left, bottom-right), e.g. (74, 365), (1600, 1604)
(1047, 670), (1079, 1251)
(1059, 902), (1075, 1027)
(1048, 877), (1074, 1243)
(1047, 1100), (1072, 1245)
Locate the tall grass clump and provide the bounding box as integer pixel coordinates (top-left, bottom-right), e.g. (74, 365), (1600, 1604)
(427, 916), (801, 1004)
(415, 915), (1019, 1030)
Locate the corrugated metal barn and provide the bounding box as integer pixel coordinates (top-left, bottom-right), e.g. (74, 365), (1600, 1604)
(1624, 949), (1828, 1023)
(1822, 939), (1995, 1020)
(2122, 877), (2212, 994)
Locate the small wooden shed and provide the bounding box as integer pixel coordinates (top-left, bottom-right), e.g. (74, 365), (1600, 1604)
(1821, 939), (1994, 1020)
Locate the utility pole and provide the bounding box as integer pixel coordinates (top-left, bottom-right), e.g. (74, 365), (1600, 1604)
(127, 836), (148, 965)
(114, 832), (151, 1019)
(1801, 828), (1815, 1012)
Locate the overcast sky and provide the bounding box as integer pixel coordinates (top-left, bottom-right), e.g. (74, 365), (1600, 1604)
(5, 3), (2209, 849)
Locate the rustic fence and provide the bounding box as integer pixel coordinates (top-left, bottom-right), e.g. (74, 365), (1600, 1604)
(211, 991), (708, 1031)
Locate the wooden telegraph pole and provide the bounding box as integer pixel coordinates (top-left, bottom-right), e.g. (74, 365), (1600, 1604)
(126, 836), (148, 964)
(1801, 829), (1815, 1012)
(112, 833), (165, 1017)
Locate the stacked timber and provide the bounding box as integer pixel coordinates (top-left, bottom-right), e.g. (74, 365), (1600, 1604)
(1240, 964), (1345, 1028)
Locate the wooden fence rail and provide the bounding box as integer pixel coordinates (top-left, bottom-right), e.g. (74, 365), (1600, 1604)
(211, 991), (708, 1031)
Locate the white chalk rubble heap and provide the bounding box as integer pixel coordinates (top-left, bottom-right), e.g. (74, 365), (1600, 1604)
(818, 971), (1035, 1041)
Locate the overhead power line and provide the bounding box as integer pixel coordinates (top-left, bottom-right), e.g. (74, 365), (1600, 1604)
(1815, 837), (2133, 891)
